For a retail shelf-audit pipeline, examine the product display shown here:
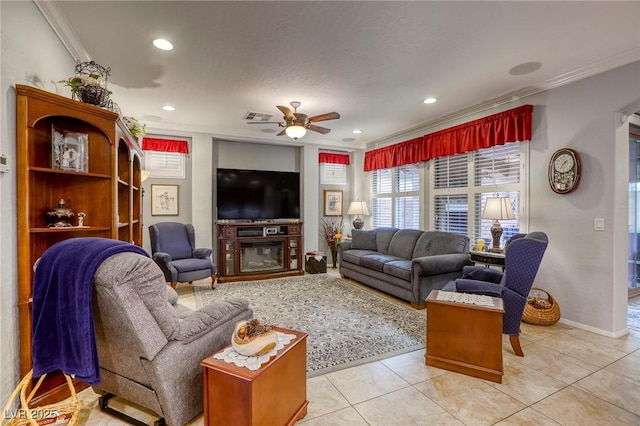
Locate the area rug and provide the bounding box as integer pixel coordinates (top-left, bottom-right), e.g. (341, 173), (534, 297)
(628, 305), (640, 330)
(194, 275), (426, 377)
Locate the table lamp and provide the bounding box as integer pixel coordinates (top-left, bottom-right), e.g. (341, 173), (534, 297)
(347, 201), (370, 230)
(482, 196), (515, 252)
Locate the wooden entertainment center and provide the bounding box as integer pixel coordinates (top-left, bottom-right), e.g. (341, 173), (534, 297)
(217, 222), (304, 283)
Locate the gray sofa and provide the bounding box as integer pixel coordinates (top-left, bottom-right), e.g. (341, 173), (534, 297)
(338, 228), (472, 308)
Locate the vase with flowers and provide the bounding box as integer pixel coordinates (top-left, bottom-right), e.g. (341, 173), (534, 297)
(61, 60), (112, 107)
(320, 217), (343, 268)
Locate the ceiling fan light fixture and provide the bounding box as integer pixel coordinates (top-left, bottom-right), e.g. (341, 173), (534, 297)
(285, 125), (307, 140)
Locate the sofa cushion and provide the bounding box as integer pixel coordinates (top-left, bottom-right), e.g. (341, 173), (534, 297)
(342, 249), (378, 266)
(351, 229), (378, 250)
(375, 227), (399, 254)
(388, 229), (424, 259)
(413, 231), (469, 258)
(383, 260), (412, 281)
(360, 254), (398, 272)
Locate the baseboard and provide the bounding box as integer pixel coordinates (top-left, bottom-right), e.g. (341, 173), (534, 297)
(559, 318), (629, 338)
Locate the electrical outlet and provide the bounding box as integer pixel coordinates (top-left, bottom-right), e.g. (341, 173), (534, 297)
(594, 218), (605, 231)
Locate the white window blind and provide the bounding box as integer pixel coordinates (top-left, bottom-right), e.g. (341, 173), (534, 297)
(144, 151), (186, 179)
(320, 163), (346, 185)
(474, 144), (520, 186)
(431, 142), (523, 247)
(434, 194), (468, 235)
(371, 164), (421, 229)
(434, 153), (468, 189)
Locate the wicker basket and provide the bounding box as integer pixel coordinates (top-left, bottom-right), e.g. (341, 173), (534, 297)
(522, 287), (561, 326)
(2, 370), (81, 426)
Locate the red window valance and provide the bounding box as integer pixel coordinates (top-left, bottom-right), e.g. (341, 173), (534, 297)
(142, 137), (189, 154)
(319, 152), (351, 165)
(364, 104), (532, 171)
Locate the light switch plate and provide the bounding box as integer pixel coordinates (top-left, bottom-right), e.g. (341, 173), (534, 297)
(594, 218), (605, 231)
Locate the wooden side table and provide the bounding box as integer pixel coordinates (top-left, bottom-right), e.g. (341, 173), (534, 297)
(469, 250), (505, 268)
(425, 290), (504, 383)
(201, 327), (308, 426)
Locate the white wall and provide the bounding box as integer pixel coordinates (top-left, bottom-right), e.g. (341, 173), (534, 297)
(0, 0), (76, 404)
(527, 62), (640, 335)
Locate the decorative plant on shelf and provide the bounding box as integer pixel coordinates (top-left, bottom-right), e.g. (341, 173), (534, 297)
(123, 116), (147, 138)
(60, 60), (112, 107)
(320, 217), (343, 268)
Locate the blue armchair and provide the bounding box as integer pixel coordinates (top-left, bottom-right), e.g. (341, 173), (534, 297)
(443, 232), (548, 356)
(149, 222), (217, 289)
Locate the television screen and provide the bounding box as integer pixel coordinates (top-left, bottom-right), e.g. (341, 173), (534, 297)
(216, 168), (300, 220)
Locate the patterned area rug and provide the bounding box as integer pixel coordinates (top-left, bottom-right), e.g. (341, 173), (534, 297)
(194, 275), (426, 377)
(629, 305), (640, 330)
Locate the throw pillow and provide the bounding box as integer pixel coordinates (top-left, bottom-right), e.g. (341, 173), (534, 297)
(351, 229), (377, 250)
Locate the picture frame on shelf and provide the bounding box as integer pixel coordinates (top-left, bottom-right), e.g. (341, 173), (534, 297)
(323, 189), (343, 216)
(52, 125), (89, 172)
(151, 184), (179, 216)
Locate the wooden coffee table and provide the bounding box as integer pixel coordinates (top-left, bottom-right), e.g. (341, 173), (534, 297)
(200, 327), (308, 426)
(425, 290), (504, 383)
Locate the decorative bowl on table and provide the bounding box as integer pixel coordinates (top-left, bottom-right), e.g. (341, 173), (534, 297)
(231, 319), (277, 356)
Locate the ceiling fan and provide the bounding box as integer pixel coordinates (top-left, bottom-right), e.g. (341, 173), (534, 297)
(248, 101), (340, 140)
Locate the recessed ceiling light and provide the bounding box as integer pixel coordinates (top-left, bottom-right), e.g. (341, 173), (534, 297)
(509, 61), (542, 76)
(423, 97), (437, 104)
(353, 130), (362, 134)
(153, 39), (174, 51)
(162, 105), (176, 111)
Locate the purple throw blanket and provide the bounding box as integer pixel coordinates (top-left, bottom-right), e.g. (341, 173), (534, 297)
(32, 237), (149, 384)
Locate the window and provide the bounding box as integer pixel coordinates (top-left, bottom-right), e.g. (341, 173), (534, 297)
(371, 164), (421, 229)
(432, 143), (523, 246)
(144, 151), (186, 179)
(320, 163), (346, 185)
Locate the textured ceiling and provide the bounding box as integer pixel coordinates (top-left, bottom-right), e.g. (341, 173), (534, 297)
(45, 1), (640, 149)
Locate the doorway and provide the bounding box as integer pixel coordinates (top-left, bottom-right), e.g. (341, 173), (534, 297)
(628, 118), (640, 330)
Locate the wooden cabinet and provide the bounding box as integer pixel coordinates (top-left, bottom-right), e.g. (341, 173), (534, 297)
(217, 222), (304, 283)
(425, 290), (504, 383)
(15, 84), (142, 404)
(116, 119), (143, 245)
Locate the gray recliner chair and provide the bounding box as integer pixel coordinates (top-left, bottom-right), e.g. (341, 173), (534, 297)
(92, 251), (253, 426)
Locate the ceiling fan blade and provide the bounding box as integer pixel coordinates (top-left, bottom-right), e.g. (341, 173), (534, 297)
(247, 121), (283, 124)
(308, 124), (331, 134)
(276, 105), (296, 121)
(276, 128), (287, 136)
(308, 112), (340, 123)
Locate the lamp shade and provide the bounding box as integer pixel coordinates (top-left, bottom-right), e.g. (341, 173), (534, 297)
(141, 170), (151, 182)
(482, 197), (516, 220)
(347, 201), (370, 216)
(285, 125), (307, 140)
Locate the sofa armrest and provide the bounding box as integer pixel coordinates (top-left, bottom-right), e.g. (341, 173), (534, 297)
(152, 251), (172, 264)
(453, 279), (503, 296)
(411, 253), (472, 277)
(193, 248), (212, 259)
(176, 297), (250, 343)
(338, 240), (352, 253)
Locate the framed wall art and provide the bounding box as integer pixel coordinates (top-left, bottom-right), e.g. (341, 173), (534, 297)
(151, 184), (179, 216)
(52, 125), (88, 172)
(323, 189), (343, 216)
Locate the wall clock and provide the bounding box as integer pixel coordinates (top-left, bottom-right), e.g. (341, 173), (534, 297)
(548, 148), (581, 194)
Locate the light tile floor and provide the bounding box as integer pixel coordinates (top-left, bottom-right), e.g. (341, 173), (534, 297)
(77, 273), (640, 425)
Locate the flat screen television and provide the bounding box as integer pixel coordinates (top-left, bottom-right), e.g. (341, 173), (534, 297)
(216, 168), (300, 221)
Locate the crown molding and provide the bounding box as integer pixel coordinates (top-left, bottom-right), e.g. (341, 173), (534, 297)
(34, 0), (91, 62)
(369, 48), (640, 149)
